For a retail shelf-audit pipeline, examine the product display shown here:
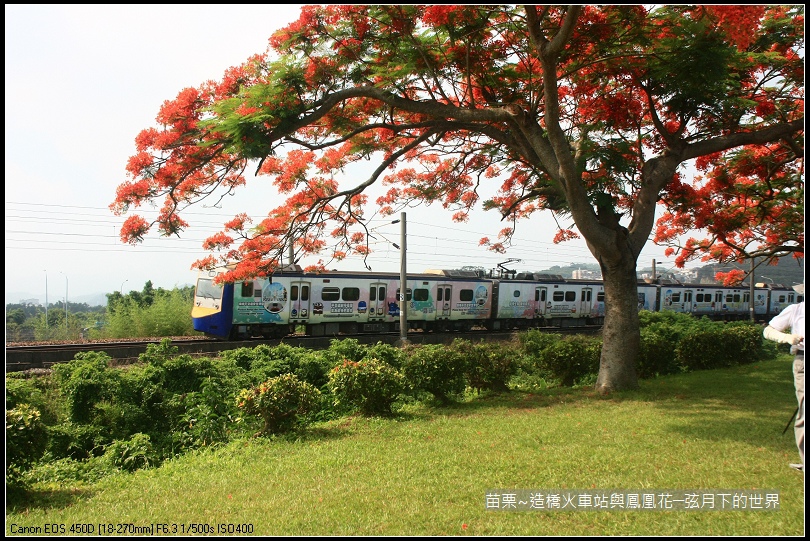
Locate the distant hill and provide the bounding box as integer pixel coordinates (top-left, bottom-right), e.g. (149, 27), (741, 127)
(537, 257), (804, 286)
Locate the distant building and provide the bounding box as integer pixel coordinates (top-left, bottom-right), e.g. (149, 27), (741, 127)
(572, 268), (601, 280)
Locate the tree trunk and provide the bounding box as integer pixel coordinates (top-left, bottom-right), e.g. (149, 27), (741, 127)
(594, 254), (641, 394)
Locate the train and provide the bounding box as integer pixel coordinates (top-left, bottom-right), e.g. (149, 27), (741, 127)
(191, 265), (803, 340)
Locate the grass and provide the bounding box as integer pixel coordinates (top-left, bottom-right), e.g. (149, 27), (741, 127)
(6, 356), (804, 536)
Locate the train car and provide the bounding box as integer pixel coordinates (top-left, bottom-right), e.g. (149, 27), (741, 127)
(490, 273), (607, 329)
(656, 281), (751, 320)
(754, 283), (803, 320)
(193, 266), (493, 339)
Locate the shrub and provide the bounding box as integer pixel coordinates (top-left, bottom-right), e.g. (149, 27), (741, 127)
(400, 344), (467, 403)
(6, 404), (49, 486)
(453, 339), (517, 393)
(637, 328), (681, 379)
(5, 373), (63, 425)
(101, 433), (158, 472)
(162, 354), (215, 394)
(328, 358), (405, 415)
(236, 373), (322, 435)
(220, 347), (258, 371)
(322, 338), (368, 365)
(722, 323), (765, 364)
(51, 352), (118, 424)
(363, 342), (405, 369)
(529, 335), (601, 387)
(46, 423), (105, 460)
(138, 338), (180, 366)
(180, 377), (239, 446)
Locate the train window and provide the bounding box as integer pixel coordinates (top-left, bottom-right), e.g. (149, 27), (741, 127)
(414, 288), (429, 302)
(715, 292), (723, 302)
(513, 290), (521, 298)
(437, 288), (443, 302)
(696, 293), (705, 302)
(291, 286), (298, 301)
(196, 279), (222, 300)
(254, 283), (263, 298)
(553, 291), (564, 301)
(684, 291), (692, 302)
(342, 287), (360, 301)
(733, 294), (741, 303)
(444, 287), (450, 301)
(322, 287), (340, 301)
(396, 288), (413, 301)
(597, 292), (605, 302)
(301, 285), (309, 301)
(779, 295), (786, 303)
(370, 287), (376, 301)
(241, 282), (254, 297)
(743, 292), (749, 302)
(565, 291), (576, 302)
(460, 289), (474, 302)
(379, 287), (386, 301)
(671, 292), (681, 303)
(725, 294), (734, 303)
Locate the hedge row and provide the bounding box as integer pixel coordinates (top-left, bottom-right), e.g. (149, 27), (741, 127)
(7, 316), (774, 488)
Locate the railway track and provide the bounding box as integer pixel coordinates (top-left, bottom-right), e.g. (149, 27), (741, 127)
(6, 326), (601, 373)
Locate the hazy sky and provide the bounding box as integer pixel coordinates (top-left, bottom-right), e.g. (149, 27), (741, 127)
(5, 4), (685, 304)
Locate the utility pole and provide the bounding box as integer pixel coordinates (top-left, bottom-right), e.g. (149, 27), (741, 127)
(44, 270), (48, 330)
(749, 258), (756, 322)
(390, 212), (408, 345)
(60, 272), (68, 332)
(399, 212), (408, 344)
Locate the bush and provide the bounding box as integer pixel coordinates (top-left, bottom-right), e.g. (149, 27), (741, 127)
(328, 358), (405, 415)
(5, 373), (63, 425)
(180, 377), (239, 446)
(236, 373), (322, 435)
(400, 344), (467, 403)
(453, 339), (517, 393)
(51, 352), (118, 424)
(101, 433), (158, 472)
(637, 328), (681, 379)
(138, 338), (180, 366)
(363, 342), (405, 369)
(6, 404), (49, 486)
(46, 423), (105, 460)
(322, 338), (368, 365)
(529, 335), (601, 387)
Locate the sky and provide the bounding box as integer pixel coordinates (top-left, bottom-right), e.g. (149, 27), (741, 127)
(5, 4), (692, 306)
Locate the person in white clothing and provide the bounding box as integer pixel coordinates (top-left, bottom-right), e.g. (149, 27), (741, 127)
(763, 283), (804, 472)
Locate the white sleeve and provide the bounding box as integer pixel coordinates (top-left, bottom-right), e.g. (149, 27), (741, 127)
(764, 325), (795, 344)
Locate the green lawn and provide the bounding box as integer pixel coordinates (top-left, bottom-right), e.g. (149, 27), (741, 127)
(6, 356), (804, 536)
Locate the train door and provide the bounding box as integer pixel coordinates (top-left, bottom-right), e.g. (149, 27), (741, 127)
(682, 289), (693, 313)
(369, 282), (386, 320)
(290, 281), (311, 321)
(580, 287), (592, 318)
(713, 291), (723, 314)
(436, 283), (452, 318)
(535, 286), (548, 318)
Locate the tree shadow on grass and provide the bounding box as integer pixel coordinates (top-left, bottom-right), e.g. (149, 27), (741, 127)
(6, 484), (95, 513)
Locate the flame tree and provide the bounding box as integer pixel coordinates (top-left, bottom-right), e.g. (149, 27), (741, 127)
(112, 5), (804, 392)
